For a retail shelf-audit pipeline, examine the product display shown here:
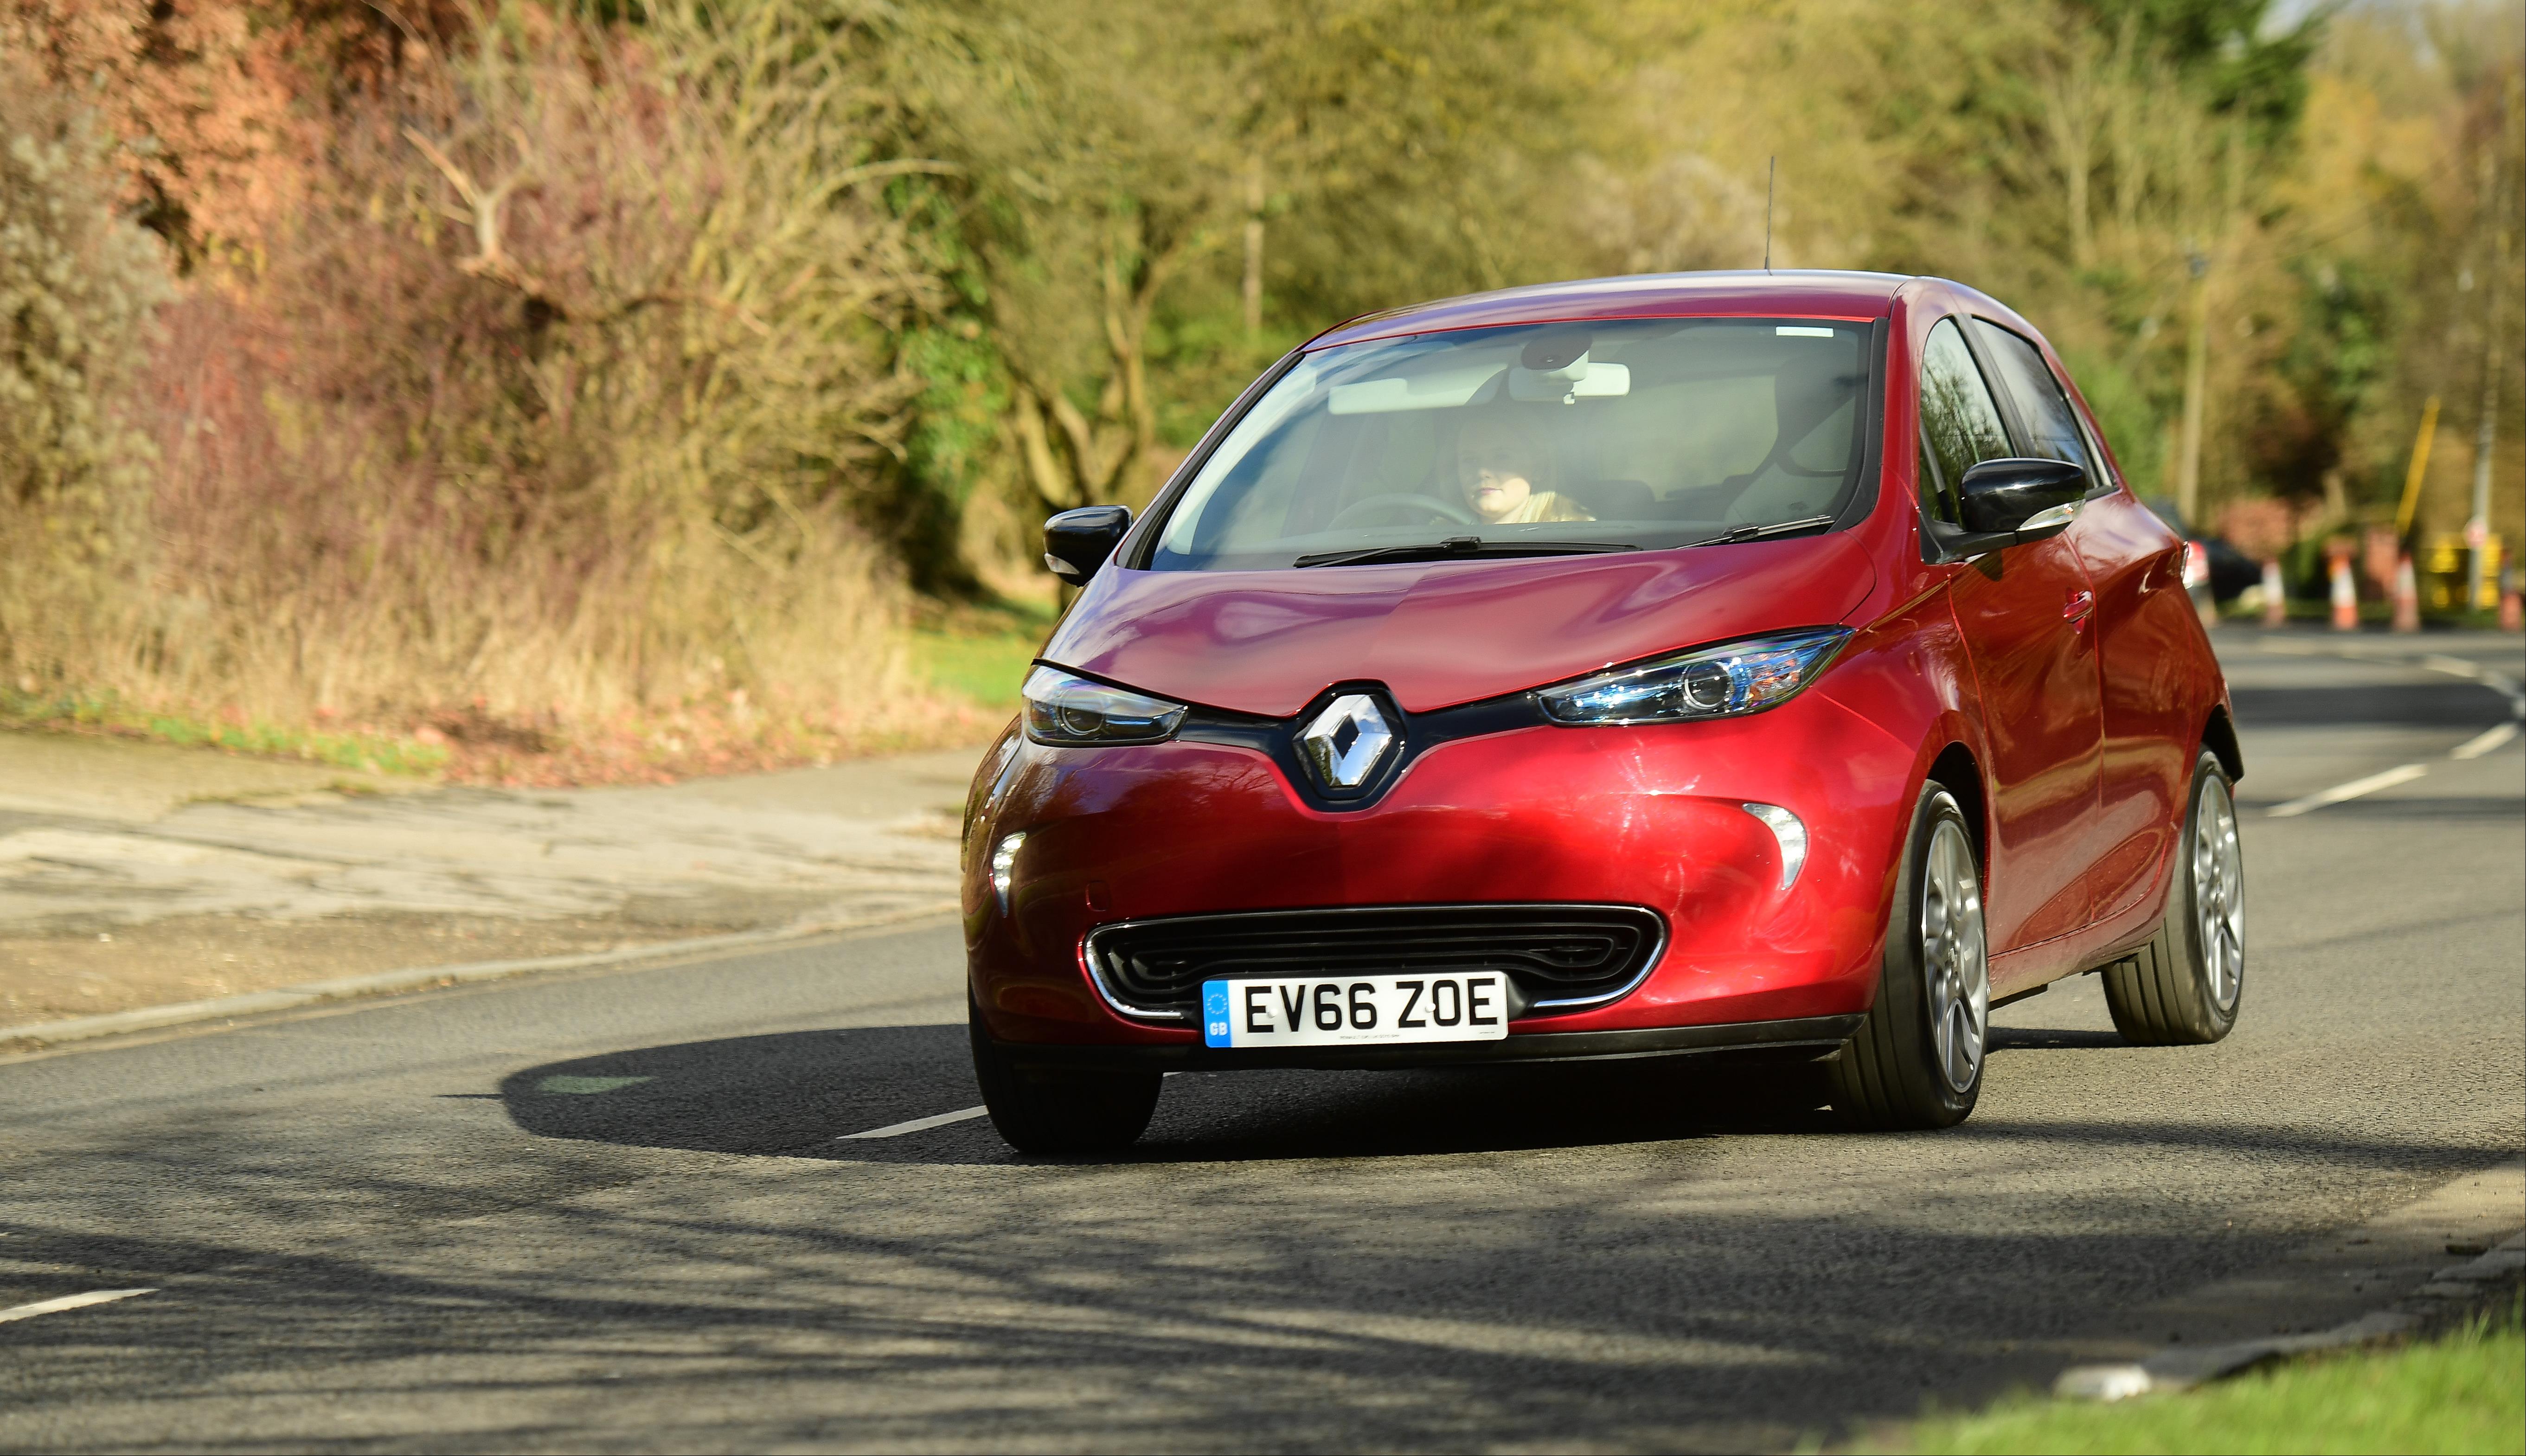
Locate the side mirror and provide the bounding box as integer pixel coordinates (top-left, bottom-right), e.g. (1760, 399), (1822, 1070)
(1927, 457), (2087, 561)
(1044, 505), (1131, 584)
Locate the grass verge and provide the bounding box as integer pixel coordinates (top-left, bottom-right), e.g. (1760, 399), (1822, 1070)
(909, 600), (1054, 716)
(1883, 1296), (2524, 1455)
(0, 684), (1000, 789)
(1, 690), (448, 778)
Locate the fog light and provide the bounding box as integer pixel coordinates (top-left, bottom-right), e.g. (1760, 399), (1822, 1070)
(991, 832), (1026, 914)
(1741, 804), (1806, 890)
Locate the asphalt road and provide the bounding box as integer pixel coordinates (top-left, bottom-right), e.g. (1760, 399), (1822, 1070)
(1, 630), (2520, 1454)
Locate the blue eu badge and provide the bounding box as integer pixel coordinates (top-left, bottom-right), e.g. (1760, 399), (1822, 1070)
(1202, 981), (1232, 1048)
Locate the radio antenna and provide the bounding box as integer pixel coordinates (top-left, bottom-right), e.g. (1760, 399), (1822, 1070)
(1764, 156), (1776, 274)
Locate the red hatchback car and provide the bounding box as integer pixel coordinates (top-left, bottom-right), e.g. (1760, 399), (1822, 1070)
(961, 271), (2245, 1152)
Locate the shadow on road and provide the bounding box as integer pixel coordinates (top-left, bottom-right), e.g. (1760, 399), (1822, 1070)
(494, 1026), (1864, 1165)
(493, 1019), (2199, 1168)
(1989, 1026), (2125, 1051)
(2228, 681), (2513, 729)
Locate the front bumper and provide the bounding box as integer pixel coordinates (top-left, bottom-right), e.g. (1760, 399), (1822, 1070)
(965, 686), (1918, 1052)
(988, 1014), (1866, 1073)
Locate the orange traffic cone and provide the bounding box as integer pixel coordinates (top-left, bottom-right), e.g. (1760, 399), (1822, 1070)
(2329, 555), (2358, 631)
(2259, 560), (2286, 627)
(2501, 563), (2523, 633)
(2391, 555), (2420, 633)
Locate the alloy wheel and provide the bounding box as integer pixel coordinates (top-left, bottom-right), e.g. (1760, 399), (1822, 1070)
(2192, 774), (2245, 1013)
(1923, 818), (1989, 1095)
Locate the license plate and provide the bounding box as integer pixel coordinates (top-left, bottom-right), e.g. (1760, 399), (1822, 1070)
(1200, 973), (1510, 1049)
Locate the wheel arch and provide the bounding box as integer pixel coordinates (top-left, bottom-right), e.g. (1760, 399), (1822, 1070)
(1923, 742), (1988, 877)
(2202, 706), (2244, 783)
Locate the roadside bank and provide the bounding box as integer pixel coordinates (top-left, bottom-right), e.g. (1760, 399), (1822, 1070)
(0, 730), (989, 1040)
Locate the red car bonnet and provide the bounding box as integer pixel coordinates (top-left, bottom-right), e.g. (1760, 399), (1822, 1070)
(1039, 532), (1878, 718)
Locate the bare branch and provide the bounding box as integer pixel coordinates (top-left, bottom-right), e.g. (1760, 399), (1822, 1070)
(403, 125), (543, 296)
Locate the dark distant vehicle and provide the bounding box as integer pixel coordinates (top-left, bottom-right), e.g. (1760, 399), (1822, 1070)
(2144, 499), (2262, 604)
(961, 271), (2246, 1152)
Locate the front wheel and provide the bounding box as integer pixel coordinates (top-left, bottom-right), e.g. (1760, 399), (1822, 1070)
(1827, 785), (1989, 1129)
(2102, 751), (2244, 1045)
(969, 998), (1162, 1155)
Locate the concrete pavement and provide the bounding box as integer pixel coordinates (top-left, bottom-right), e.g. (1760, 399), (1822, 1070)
(0, 737), (988, 1028)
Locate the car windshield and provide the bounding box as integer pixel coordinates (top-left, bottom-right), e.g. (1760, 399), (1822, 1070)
(1146, 318), (1876, 571)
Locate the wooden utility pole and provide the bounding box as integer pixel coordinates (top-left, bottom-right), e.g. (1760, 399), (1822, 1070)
(2174, 122), (2247, 531)
(2466, 78), (2514, 611)
(2175, 246), (2210, 528)
(1242, 154), (1265, 337)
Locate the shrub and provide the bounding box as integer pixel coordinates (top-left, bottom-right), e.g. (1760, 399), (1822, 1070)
(11, 5), (956, 759)
(0, 47), (170, 694)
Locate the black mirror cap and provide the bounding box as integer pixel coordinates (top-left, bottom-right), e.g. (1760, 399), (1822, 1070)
(1044, 505), (1132, 584)
(1957, 457), (2088, 535)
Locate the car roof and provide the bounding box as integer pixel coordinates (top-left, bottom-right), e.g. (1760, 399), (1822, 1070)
(1306, 269), (1915, 351)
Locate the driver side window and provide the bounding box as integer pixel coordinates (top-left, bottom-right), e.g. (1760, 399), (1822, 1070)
(1917, 319), (2011, 527)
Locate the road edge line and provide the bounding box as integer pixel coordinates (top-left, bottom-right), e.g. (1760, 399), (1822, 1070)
(0, 900), (957, 1052)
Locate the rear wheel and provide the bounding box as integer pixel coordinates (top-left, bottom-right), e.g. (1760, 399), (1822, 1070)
(968, 997), (1162, 1155)
(2102, 751), (2244, 1045)
(1827, 786), (1989, 1129)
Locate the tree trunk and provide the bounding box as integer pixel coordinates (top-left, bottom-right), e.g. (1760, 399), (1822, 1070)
(1008, 219), (1186, 515)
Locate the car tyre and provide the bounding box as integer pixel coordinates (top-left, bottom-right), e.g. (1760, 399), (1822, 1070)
(2102, 751), (2244, 1046)
(1827, 784), (1988, 1130)
(969, 997), (1162, 1155)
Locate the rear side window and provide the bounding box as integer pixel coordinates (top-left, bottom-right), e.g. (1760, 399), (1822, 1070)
(1918, 319), (2011, 513)
(1972, 320), (2094, 475)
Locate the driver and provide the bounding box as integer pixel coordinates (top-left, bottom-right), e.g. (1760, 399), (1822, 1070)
(1455, 417), (1593, 524)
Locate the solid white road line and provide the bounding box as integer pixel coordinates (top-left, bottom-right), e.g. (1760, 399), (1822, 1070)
(2451, 722), (2520, 760)
(0, 1288), (156, 1325)
(2266, 763), (2429, 819)
(837, 1106), (988, 1140)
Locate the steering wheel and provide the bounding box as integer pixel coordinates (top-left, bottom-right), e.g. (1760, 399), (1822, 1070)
(1328, 493), (1481, 529)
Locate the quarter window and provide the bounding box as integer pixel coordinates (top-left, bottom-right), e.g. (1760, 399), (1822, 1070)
(1919, 439), (1961, 525)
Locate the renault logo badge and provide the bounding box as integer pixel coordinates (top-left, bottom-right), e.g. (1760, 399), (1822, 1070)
(1299, 694), (1396, 792)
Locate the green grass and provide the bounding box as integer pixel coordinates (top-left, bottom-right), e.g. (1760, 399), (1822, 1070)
(0, 690), (449, 777)
(908, 602), (1054, 714)
(1889, 1300), (2524, 1455)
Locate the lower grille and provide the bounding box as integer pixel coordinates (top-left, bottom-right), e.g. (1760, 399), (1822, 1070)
(1083, 904), (1666, 1021)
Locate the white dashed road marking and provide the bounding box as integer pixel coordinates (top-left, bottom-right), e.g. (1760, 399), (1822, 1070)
(0, 1289), (156, 1325)
(2451, 722), (2520, 760)
(2266, 763), (2429, 819)
(838, 1106), (988, 1140)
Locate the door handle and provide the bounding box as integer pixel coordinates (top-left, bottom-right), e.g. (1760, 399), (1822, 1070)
(2064, 589), (2096, 631)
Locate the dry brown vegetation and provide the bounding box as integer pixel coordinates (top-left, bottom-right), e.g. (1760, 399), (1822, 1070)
(0, 0), (2518, 781)
(2, 3), (993, 777)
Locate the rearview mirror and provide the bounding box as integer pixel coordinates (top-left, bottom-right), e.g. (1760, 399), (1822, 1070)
(1044, 506), (1131, 584)
(1926, 457), (2087, 561)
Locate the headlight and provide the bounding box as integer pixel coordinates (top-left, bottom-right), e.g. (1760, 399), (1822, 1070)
(1022, 666), (1187, 745)
(1535, 628), (1851, 725)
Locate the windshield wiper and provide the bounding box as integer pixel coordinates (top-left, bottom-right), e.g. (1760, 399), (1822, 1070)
(1293, 537), (1641, 569)
(1682, 514), (1838, 549)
